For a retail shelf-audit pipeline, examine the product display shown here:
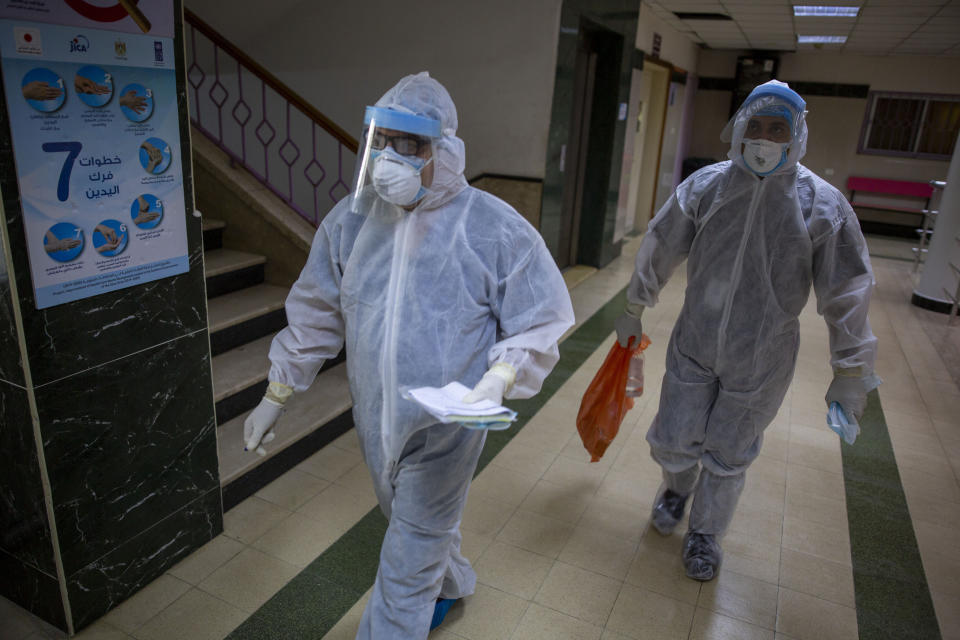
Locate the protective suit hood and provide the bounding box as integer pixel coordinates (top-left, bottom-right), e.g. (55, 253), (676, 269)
(364, 71), (468, 212)
(721, 80), (808, 177)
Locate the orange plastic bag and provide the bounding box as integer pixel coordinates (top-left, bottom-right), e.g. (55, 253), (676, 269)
(577, 334), (651, 462)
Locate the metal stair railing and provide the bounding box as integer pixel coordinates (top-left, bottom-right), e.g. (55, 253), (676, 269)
(912, 180), (947, 272)
(184, 9), (358, 226)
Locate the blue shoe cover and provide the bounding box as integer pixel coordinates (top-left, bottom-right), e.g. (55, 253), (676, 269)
(430, 598), (456, 631)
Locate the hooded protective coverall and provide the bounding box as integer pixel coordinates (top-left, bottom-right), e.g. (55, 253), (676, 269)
(265, 73), (575, 638)
(628, 81), (878, 537)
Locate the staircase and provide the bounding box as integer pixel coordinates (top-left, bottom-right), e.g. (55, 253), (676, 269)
(184, 8), (364, 507)
(198, 167), (353, 511)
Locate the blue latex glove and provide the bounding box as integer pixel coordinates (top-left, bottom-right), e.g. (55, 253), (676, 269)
(827, 401), (859, 445)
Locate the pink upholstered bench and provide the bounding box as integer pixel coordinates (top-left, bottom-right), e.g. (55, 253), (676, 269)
(847, 177), (934, 215)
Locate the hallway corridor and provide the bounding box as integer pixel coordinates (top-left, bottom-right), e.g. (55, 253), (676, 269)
(4, 234), (959, 640)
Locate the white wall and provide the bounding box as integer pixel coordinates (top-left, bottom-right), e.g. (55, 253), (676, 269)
(613, 0), (699, 238)
(689, 50), (960, 191)
(186, 0), (562, 178)
(634, 2), (699, 71)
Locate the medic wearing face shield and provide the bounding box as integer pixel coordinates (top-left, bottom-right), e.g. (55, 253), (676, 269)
(243, 72), (574, 638)
(355, 107), (439, 209)
(614, 80), (879, 581)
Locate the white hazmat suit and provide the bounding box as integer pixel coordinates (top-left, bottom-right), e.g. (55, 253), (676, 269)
(624, 80), (878, 578)
(263, 73), (574, 638)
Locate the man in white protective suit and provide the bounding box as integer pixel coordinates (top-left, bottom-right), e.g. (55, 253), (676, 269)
(614, 80), (879, 581)
(243, 72), (575, 638)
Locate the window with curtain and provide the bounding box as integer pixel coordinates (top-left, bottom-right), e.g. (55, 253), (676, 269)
(859, 91), (960, 160)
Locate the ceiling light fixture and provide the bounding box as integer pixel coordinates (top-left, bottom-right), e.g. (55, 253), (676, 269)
(793, 6), (860, 17)
(797, 35), (848, 43)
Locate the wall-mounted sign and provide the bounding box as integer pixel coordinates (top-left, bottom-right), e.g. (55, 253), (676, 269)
(0, 0), (187, 309)
(652, 32), (662, 58)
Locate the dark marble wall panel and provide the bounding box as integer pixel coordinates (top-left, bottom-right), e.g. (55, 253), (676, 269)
(37, 330), (218, 576)
(0, 381), (56, 577)
(67, 487), (222, 631)
(0, 233), (25, 387)
(540, 0), (640, 269)
(0, 546), (65, 632)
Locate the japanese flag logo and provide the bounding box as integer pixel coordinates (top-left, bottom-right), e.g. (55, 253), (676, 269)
(14, 27), (42, 56)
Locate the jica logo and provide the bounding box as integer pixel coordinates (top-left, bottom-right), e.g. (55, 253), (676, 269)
(69, 35), (90, 53)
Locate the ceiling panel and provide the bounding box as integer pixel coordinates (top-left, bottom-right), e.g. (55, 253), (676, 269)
(846, 36), (909, 42)
(915, 22), (960, 32)
(734, 21), (794, 28)
(859, 6), (942, 16)
(727, 5), (792, 12)
(650, 0), (960, 56)
(867, 0), (948, 4)
(856, 17), (929, 25)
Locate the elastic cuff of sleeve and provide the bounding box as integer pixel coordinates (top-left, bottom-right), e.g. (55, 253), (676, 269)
(489, 362), (517, 393)
(625, 303), (645, 318)
(834, 366), (865, 378)
(265, 381), (294, 405)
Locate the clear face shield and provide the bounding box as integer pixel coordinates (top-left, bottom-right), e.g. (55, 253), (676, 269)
(721, 82), (808, 177)
(351, 106), (442, 212)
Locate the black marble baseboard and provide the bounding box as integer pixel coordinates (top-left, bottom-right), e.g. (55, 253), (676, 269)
(0, 381), (57, 576)
(205, 263), (265, 299)
(66, 487), (222, 631)
(210, 308), (287, 356)
(222, 410), (353, 511)
(0, 547), (66, 632)
(0, 275), (24, 386)
(38, 330), (219, 576)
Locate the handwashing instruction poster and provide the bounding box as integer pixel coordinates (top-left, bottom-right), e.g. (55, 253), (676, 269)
(0, 0), (186, 309)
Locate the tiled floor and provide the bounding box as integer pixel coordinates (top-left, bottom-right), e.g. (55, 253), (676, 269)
(4, 233), (960, 640)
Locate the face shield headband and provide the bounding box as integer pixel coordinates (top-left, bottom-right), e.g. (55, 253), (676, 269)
(351, 106), (442, 211)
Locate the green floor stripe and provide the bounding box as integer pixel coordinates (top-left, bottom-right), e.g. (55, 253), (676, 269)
(843, 390), (942, 640)
(227, 288), (629, 639)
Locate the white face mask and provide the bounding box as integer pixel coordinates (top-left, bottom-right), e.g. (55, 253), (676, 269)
(371, 148), (432, 206)
(742, 138), (788, 175)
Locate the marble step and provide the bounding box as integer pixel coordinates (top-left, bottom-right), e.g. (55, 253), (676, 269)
(211, 331), (349, 425)
(213, 331), (276, 403)
(203, 248), (267, 298)
(202, 217), (225, 250)
(218, 361), (354, 507)
(207, 284), (288, 356)
(212, 331), (276, 424)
